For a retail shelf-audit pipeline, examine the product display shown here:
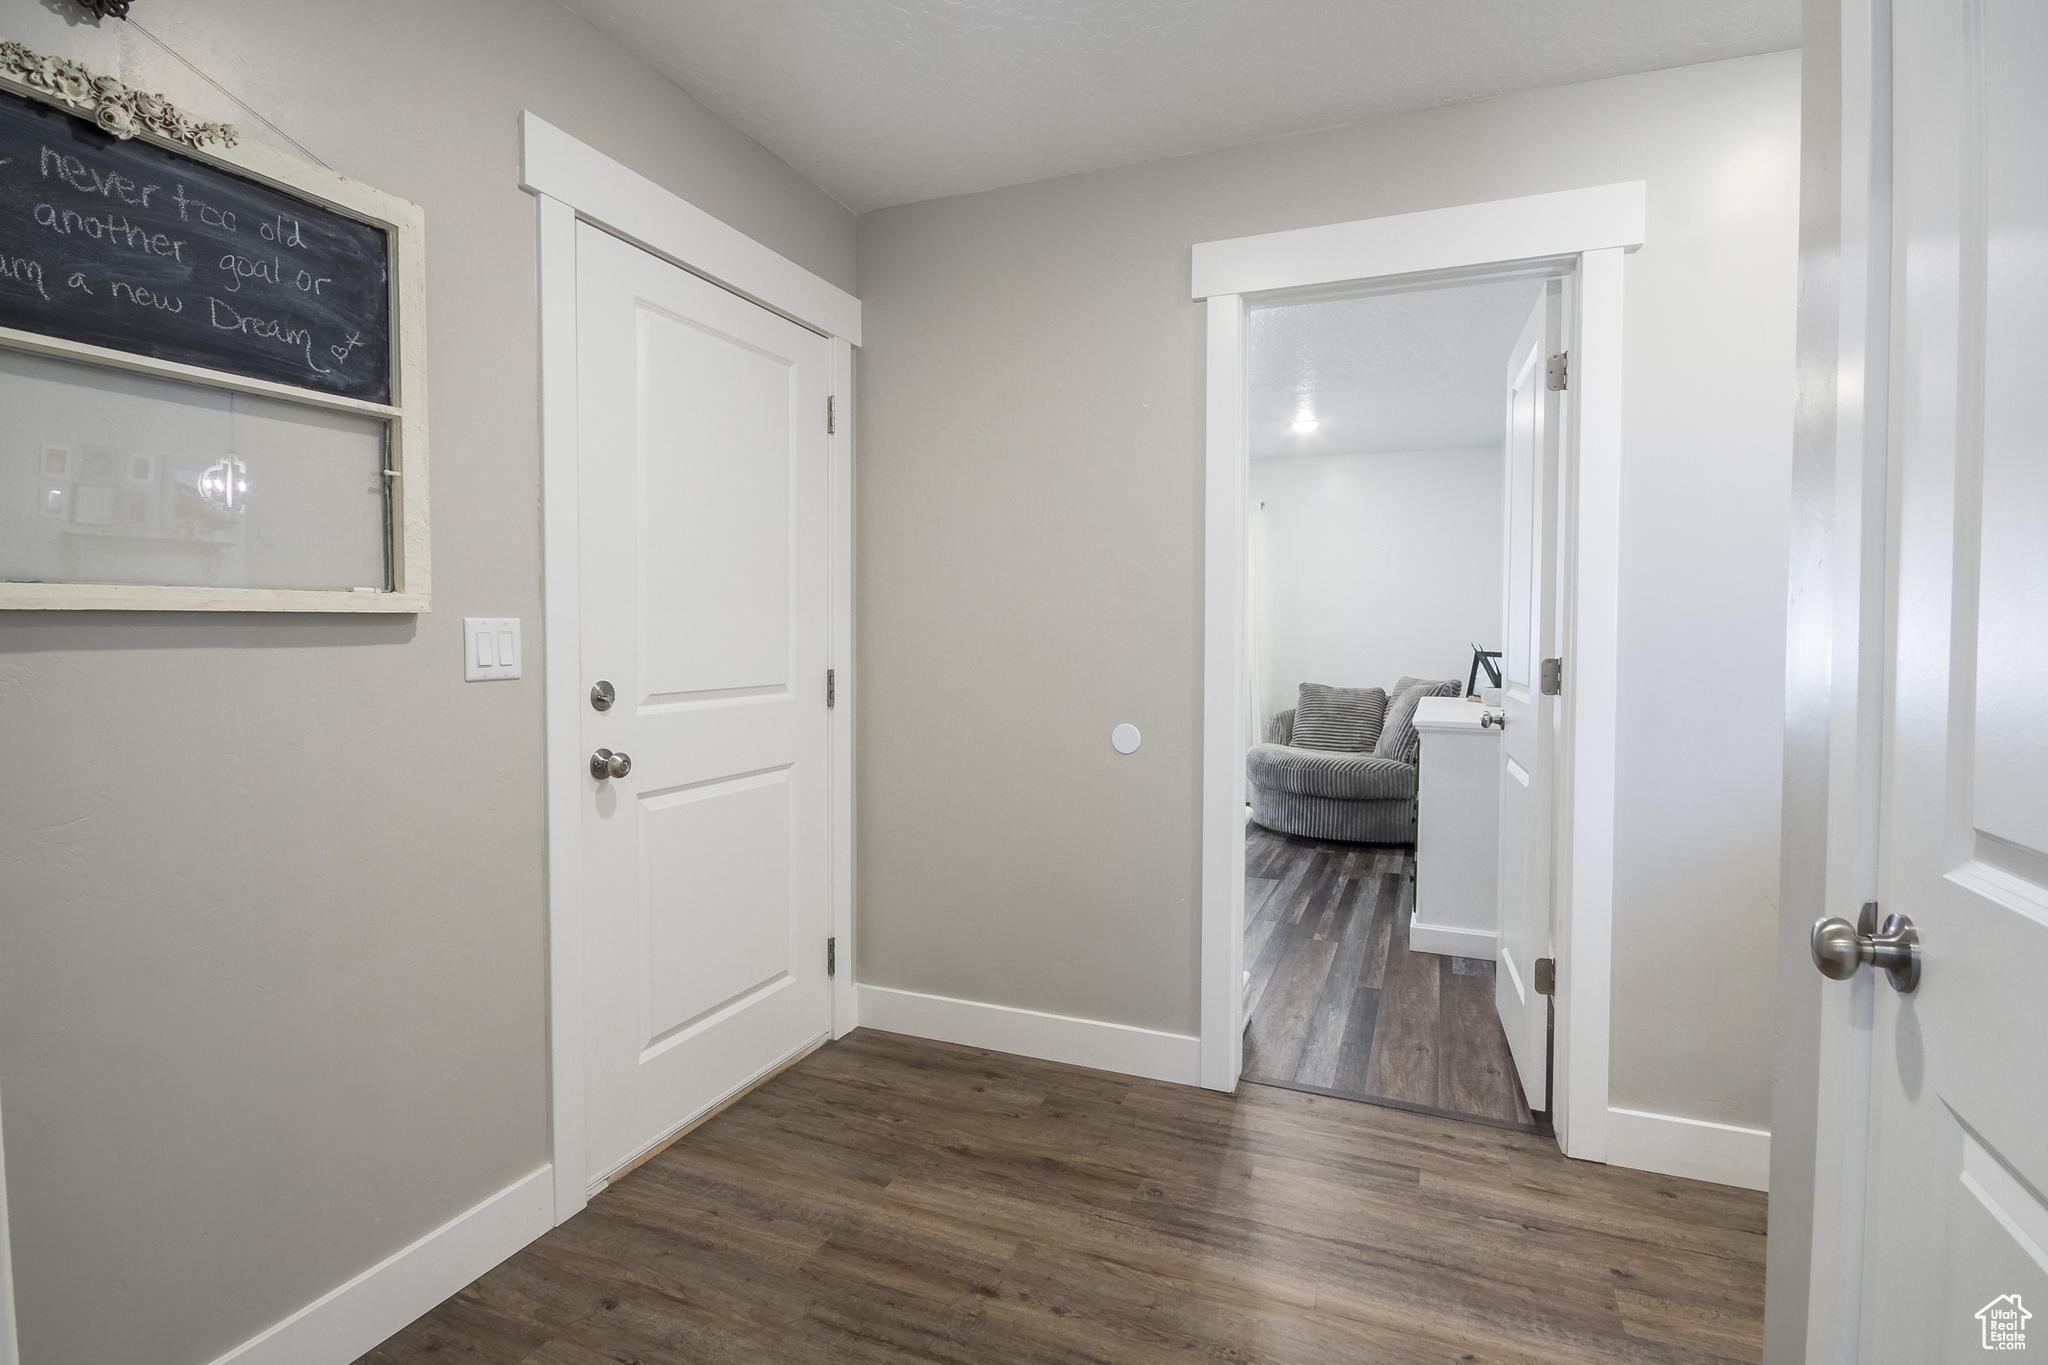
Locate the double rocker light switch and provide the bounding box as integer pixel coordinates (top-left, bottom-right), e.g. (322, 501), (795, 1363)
(465, 617), (522, 681)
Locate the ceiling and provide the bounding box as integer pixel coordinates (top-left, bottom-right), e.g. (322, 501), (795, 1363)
(557, 0), (1799, 212)
(1247, 279), (1544, 459)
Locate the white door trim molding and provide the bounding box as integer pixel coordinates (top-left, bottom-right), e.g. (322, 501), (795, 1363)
(1199, 294), (1249, 1092)
(857, 985), (1202, 1086)
(525, 116), (861, 1225)
(521, 113), (861, 345)
(536, 190), (587, 1226)
(1195, 186), (1640, 1166)
(201, 1166), (554, 1365)
(1191, 182), (1645, 301)
(828, 337), (858, 1039)
(1557, 244), (1626, 1164)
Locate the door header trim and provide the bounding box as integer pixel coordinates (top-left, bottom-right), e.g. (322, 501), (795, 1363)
(520, 112), (862, 345)
(1190, 181), (1645, 301)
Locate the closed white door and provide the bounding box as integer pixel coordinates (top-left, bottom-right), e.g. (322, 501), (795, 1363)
(576, 222), (832, 1186)
(1494, 285), (1562, 1113)
(1846, 0), (2048, 1354)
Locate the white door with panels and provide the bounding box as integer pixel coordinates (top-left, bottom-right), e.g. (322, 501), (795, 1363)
(1493, 284), (1563, 1114)
(1815, 1), (2048, 1355)
(575, 222), (833, 1186)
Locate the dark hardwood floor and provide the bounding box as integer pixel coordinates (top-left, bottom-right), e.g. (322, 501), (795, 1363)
(359, 1029), (1765, 1365)
(1243, 826), (1537, 1129)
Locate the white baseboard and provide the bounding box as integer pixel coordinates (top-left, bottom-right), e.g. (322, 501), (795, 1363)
(208, 1164), (553, 1365)
(856, 984), (1201, 1086)
(1606, 1106), (1770, 1192)
(1406, 920), (1497, 958)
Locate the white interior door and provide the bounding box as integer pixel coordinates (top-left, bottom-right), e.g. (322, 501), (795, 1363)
(576, 222), (832, 1187)
(1494, 284), (1562, 1113)
(1847, 1), (2048, 1355)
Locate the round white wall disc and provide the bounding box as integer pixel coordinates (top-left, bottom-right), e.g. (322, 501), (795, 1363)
(1111, 723), (1141, 754)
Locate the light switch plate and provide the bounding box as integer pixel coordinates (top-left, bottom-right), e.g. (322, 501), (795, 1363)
(465, 617), (522, 681)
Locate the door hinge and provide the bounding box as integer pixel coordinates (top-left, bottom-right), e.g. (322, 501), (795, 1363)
(827, 936), (837, 976)
(826, 668), (836, 708)
(1534, 957), (1556, 995)
(1540, 657), (1563, 695)
(1546, 352), (1569, 392)
(827, 395), (836, 435)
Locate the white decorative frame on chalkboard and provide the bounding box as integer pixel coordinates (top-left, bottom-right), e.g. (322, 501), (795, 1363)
(0, 50), (428, 612)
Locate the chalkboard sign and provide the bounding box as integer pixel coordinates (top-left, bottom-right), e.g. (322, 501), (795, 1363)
(0, 87), (392, 403)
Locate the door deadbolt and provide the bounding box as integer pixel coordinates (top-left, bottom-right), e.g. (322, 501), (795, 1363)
(590, 748), (631, 781)
(1810, 902), (1920, 993)
(590, 680), (615, 712)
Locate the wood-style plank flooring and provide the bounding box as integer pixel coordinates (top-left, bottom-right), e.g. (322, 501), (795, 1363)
(359, 1030), (1766, 1365)
(1244, 826), (1536, 1129)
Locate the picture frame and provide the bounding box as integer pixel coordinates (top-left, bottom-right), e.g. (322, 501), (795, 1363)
(1466, 645), (1503, 699)
(0, 47), (429, 612)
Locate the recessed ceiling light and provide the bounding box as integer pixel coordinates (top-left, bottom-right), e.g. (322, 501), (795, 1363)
(1291, 418), (1319, 433)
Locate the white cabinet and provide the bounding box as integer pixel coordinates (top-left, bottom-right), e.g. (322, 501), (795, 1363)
(1410, 696), (1502, 958)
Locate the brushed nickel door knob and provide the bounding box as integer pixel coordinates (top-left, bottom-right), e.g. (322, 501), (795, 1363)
(590, 748), (632, 780)
(1810, 903), (1920, 992)
(1481, 711), (1506, 729)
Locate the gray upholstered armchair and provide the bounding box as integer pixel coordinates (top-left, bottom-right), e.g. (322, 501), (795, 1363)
(1247, 677), (1462, 844)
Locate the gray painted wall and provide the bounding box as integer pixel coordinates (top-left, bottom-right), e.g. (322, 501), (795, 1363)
(855, 53), (1798, 1127)
(0, 6), (852, 1365)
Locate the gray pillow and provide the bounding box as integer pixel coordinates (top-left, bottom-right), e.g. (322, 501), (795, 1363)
(1374, 677), (1463, 765)
(1395, 675), (1467, 701)
(1290, 683), (1386, 752)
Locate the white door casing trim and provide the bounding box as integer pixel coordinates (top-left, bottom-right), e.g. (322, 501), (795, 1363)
(856, 985), (1203, 1086)
(1559, 244), (1625, 1163)
(521, 114), (861, 346)
(525, 115), (861, 1225)
(1195, 185), (1640, 1166)
(828, 336), (858, 1039)
(1200, 295), (1249, 1092)
(201, 1166), (554, 1365)
(1191, 182), (1646, 300)
(537, 190), (586, 1227)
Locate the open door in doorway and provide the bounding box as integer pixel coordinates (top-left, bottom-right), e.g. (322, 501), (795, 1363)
(1808, 0), (2048, 1352)
(1495, 283), (1563, 1115)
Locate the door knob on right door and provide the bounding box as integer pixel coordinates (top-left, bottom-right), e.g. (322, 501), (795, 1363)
(1810, 902), (1920, 993)
(589, 748), (632, 781)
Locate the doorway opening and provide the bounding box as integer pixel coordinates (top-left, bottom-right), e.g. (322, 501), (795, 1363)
(1239, 275), (1557, 1133)
(1195, 184), (1640, 1164)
